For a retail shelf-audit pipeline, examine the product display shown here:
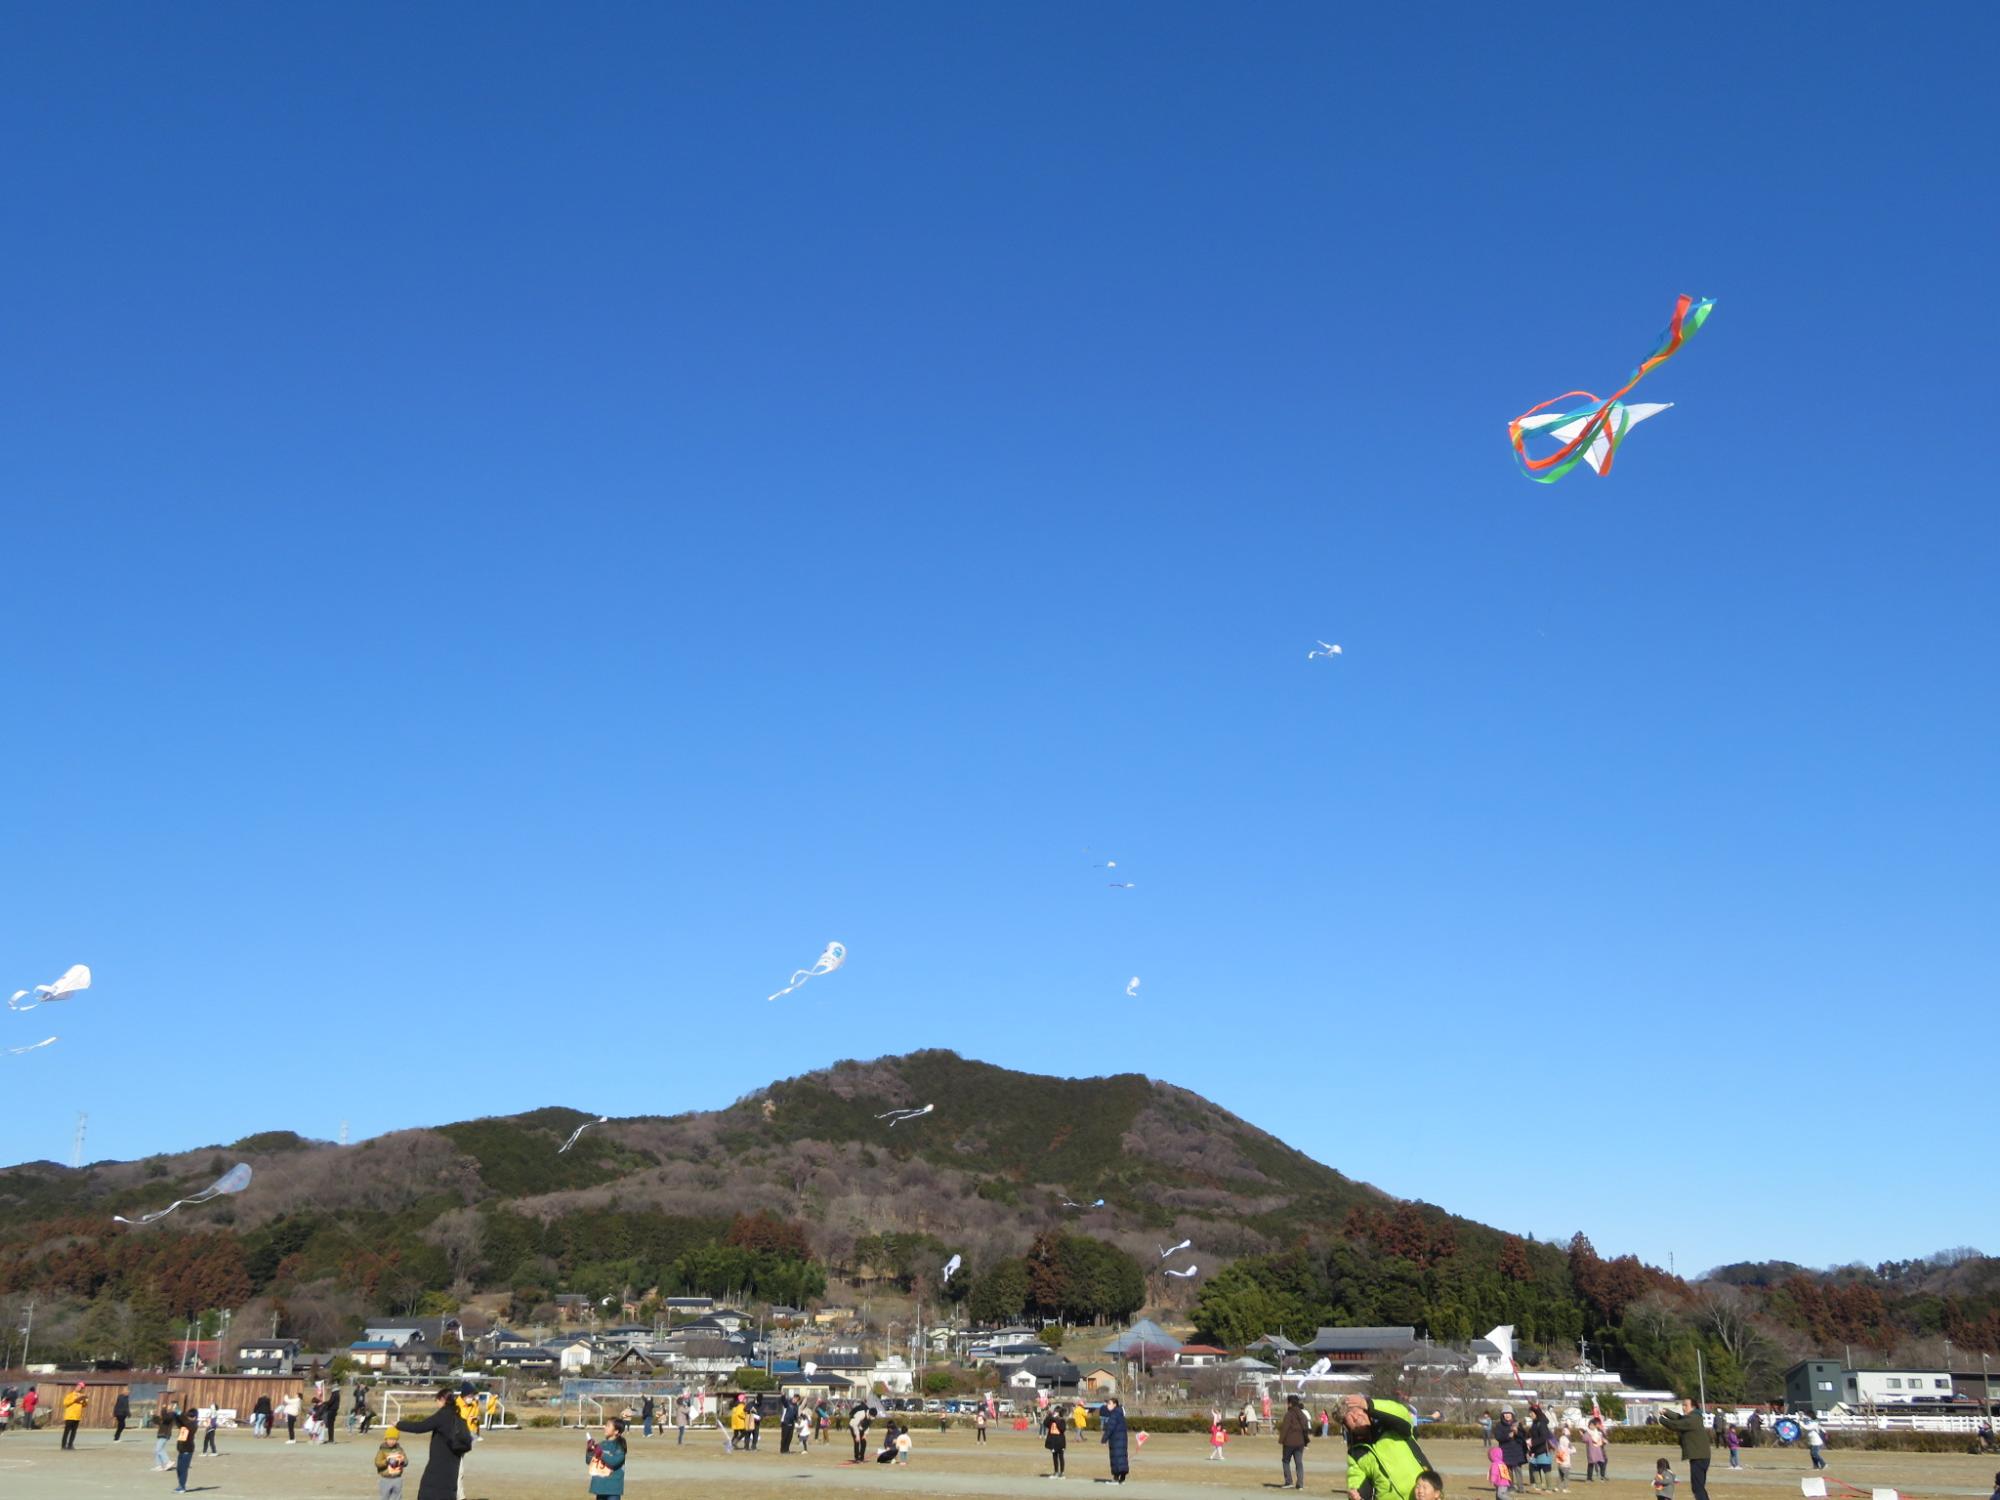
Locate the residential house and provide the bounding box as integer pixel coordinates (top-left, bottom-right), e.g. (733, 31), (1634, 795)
(487, 1345), (558, 1375)
(662, 1296), (715, 1318)
(812, 1305), (854, 1327)
(1307, 1326), (1417, 1365)
(478, 1328), (534, 1357)
(706, 1308), (752, 1335)
(1174, 1344), (1227, 1368)
(554, 1294), (591, 1324)
(547, 1334), (601, 1373)
(608, 1346), (663, 1374)
(234, 1338), (301, 1376)
(1784, 1360), (1844, 1415)
(1008, 1357), (1081, 1394)
(1103, 1319), (1181, 1367)
(1251, 1333), (1301, 1359)
(599, 1324), (654, 1351)
(169, 1339), (220, 1373)
(1081, 1368), (1121, 1396)
(360, 1317), (463, 1350)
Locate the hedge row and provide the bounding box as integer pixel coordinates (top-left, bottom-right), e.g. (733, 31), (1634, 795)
(1607, 1426), (1983, 1454)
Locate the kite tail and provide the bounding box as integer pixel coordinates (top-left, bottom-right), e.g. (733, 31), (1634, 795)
(1510, 295), (1714, 481)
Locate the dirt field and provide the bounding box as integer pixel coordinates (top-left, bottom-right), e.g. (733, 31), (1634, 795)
(2, 1425), (1995, 1500)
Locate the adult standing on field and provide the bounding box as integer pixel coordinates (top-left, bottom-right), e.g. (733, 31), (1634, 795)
(1100, 1396), (1131, 1484)
(60, 1381), (88, 1449)
(113, 1390), (131, 1441)
(1496, 1408), (1529, 1492)
(1658, 1398), (1714, 1500)
(1341, 1393), (1434, 1500)
(392, 1387), (473, 1500)
(1279, 1393), (1312, 1490)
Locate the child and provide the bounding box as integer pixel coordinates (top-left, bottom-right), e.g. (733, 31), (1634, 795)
(1208, 1419), (1229, 1461)
(894, 1429), (912, 1466)
(201, 1407), (220, 1455)
(1725, 1426), (1741, 1469)
(1416, 1469), (1446, 1500)
(1554, 1429), (1572, 1492)
(1491, 1445), (1511, 1499)
(1654, 1458), (1677, 1500)
(375, 1425), (409, 1500)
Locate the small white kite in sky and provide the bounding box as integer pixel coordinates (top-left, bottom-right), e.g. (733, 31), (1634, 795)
(5, 1036), (59, 1056)
(1107, 882), (1135, 890)
(114, 1162), (252, 1226)
(1124, 977), (1141, 998)
(942, 1253), (962, 1283)
(1296, 1356), (1333, 1388)
(1061, 1197), (1106, 1210)
(1158, 1238), (1192, 1260)
(876, 1104), (934, 1127)
(767, 941), (846, 1001)
(1094, 860), (1118, 868)
(1164, 1265), (1199, 1279)
(1307, 642), (1343, 660)
(558, 1116), (609, 1154)
(9, 964), (91, 1011)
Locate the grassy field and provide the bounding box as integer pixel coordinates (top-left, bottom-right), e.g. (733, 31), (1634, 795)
(2, 1424), (1995, 1500)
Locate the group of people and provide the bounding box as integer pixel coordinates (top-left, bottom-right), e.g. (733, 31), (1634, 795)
(1484, 1401), (1604, 1493)
(1038, 1394), (1131, 1482)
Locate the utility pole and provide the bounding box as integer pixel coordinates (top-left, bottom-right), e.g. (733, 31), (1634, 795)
(20, 1298), (35, 1369)
(1697, 1347), (1706, 1409)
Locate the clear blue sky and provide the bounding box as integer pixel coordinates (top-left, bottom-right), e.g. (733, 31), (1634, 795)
(5, 3), (1994, 1278)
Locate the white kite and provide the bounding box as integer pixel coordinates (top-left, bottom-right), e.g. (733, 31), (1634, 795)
(1124, 977), (1140, 997)
(558, 1116), (609, 1154)
(1296, 1356), (1333, 1389)
(1158, 1238), (1192, 1260)
(876, 1103), (934, 1127)
(1060, 1197), (1106, 1210)
(1512, 402), (1674, 478)
(942, 1253), (962, 1284)
(113, 1162), (252, 1226)
(5, 1036), (59, 1056)
(1107, 882), (1135, 890)
(9, 964), (91, 1011)
(767, 941), (846, 1001)
(1094, 860), (1118, 868)
(1308, 641), (1343, 660)
(1164, 1265), (1199, 1279)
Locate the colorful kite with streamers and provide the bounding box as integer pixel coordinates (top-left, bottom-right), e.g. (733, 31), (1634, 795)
(1509, 295), (1715, 482)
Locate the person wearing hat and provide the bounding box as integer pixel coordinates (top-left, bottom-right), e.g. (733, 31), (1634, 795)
(1495, 1408), (1529, 1492)
(375, 1423), (410, 1500)
(1280, 1393), (1313, 1490)
(1340, 1393), (1434, 1500)
(60, 1381), (88, 1449)
(452, 1384), (482, 1499)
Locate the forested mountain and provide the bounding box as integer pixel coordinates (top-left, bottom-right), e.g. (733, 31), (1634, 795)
(1, 1051), (1993, 1399)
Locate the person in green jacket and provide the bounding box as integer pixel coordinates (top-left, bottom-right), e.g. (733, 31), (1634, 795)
(1657, 1399), (1712, 1500)
(587, 1416), (628, 1497)
(1342, 1396), (1434, 1500)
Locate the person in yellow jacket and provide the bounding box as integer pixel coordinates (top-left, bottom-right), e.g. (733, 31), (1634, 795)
(61, 1383), (89, 1450)
(728, 1397), (751, 1450)
(452, 1386), (481, 1500)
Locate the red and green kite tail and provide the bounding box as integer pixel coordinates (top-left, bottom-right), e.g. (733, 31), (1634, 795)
(1509, 295), (1716, 483)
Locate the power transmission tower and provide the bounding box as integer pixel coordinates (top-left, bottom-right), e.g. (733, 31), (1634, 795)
(339, 1119), (349, 1146)
(71, 1113), (87, 1168)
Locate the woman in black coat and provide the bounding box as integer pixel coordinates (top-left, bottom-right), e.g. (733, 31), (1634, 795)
(393, 1388), (472, 1500)
(1044, 1407), (1068, 1478)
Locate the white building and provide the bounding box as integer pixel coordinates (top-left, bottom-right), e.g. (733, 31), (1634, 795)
(1844, 1370), (1954, 1406)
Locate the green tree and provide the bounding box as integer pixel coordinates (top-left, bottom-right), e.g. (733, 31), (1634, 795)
(128, 1285), (174, 1369)
(969, 1260), (1029, 1325)
(730, 1366), (778, 1391)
